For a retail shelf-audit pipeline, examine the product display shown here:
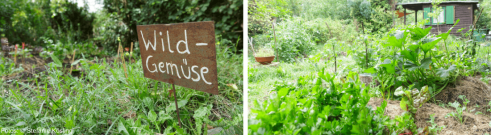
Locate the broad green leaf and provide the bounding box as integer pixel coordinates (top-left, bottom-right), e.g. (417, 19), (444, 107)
(278, 87), (290, 98)
(394, 30), (406, 40)
(166, 99), (189, 113)
(49, 54), (62, 67)
(400, 97), (408, 111)
(420, 57), (432, 69)
(407, 44), (420, 51)
(158, 111), (172, 123)
(193, 105), (211, 135)
(193, 105), (212, 119)
(409, 26), (432, 40)
(380, 59), (395, 74)
(394, 86), (405, 96)
(437, 31), (450, 40)
(436, 65), (456, 78)
(421, 38), (442, 53)
(449, 101), (460, 109)
(385, 36), (402, 48)
(401, 50), (417, 63)
(148, 110), (157, 122)
(117, 120), (130, 135)
(454, 19), (460, 26)
(364, 68), (376, 74)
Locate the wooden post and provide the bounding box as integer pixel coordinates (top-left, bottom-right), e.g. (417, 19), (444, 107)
(22, 42), (25, 66)
(117, 44), (121, 63)
(171, 81), (182, 128)
(130, 42), (133, 64)
(120, 44), (128, 78)
(272, 20), (278, 62)
(70, 50), (76, 74)
(415, 10), (418, 24)
(404, 8), (407, 25)
(14, 44), (17, 67)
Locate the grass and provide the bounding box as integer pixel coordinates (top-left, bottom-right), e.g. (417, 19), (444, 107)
(0, 38), (243, 134)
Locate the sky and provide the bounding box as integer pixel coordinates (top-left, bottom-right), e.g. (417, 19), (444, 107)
(70, 0), (104, 13)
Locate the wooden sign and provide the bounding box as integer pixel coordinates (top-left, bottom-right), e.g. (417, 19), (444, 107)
(137, 21), (218, 95)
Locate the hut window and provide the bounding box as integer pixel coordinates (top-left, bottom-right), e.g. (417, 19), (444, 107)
(432, 9), (445, 24)
(424, 6), (455, 25)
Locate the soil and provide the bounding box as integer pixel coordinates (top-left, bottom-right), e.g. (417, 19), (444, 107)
(367, 76), (491, 135)
(435, 76), (491, 116)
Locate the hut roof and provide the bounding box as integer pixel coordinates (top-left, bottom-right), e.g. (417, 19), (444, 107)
(397, 1), (478, 10)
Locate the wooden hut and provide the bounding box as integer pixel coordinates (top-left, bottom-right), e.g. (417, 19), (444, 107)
(397, 1), (479, 36)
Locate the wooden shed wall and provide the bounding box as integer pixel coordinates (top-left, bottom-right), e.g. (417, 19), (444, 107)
(422, 3), (474, 36)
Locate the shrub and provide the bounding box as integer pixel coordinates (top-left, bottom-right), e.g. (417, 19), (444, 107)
(304, 18), (358, 45)
(274, 17), (315, 62)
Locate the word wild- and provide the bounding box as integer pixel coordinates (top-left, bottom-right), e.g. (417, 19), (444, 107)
(137, 21), (218, 94)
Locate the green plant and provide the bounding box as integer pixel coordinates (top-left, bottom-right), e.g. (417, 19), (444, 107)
(446, 95), (470, 123)
(0, 57), (23, 76)
(427, 114), (445, 135)
(254, 47), (275, 57)
(387, 112), (418, 134)
(274, 17), (315, 62)
(50, 0), (95, 41)
(249, 70), (390, 134)
(487, 101), (491, 112)
(397, 86), (432, 117)
(482, 70), (490, 84)
(0, 34), (242, 134)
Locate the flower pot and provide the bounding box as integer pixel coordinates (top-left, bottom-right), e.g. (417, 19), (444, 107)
(255, 56), (275, 65)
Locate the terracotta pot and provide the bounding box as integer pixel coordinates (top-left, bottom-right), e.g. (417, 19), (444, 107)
(255, 56), (275, 65)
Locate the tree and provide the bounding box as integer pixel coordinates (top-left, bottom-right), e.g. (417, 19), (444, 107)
(428, 0), (444, 34)
(102, 0), (243, 52)
(50, 0), (95, 42)
(348, 0), (392, 34)
(0, 0), (50, 45)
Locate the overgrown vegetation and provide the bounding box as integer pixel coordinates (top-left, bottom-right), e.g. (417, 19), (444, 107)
(249, 0), (491, 134)
(1, 0), (243, 134)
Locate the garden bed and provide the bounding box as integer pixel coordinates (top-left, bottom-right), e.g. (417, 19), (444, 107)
(367, 76), (491, 134)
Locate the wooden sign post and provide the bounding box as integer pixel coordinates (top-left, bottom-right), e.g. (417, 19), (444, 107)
(137, 21), (218, 127)
(22, 42), (25, 65)
(130, 42), (133, 64)
(119, 43), (128, 78)
(14, 44), (18, 67)
(70, 50), (76, 74)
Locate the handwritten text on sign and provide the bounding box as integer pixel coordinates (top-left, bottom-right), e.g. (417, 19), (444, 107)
(137, 21), (218, 95)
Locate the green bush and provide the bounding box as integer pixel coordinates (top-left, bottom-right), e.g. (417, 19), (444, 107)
(274, 17), (315, 62)
(304, 18), (358, 45)
(0, 0), (49, 46)
(51, 1), (95, 42)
